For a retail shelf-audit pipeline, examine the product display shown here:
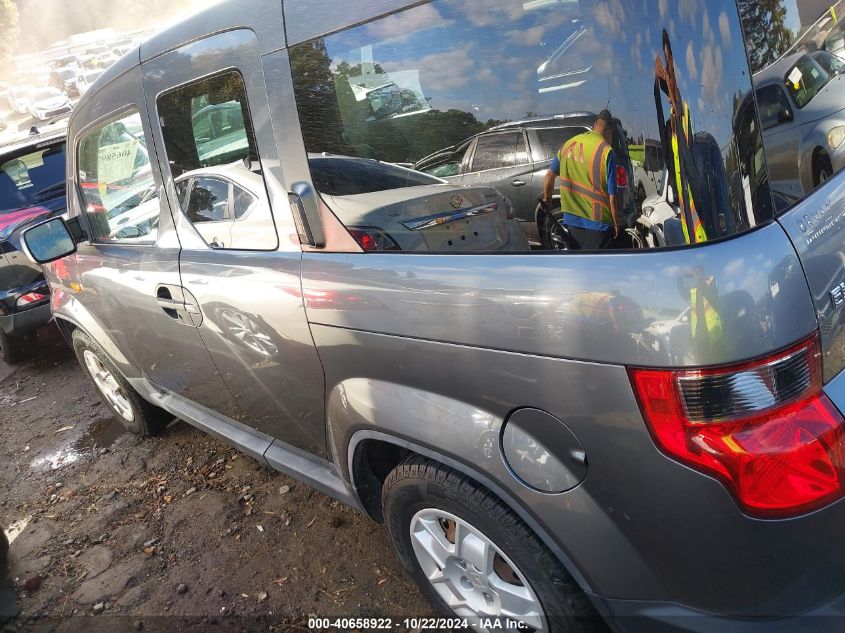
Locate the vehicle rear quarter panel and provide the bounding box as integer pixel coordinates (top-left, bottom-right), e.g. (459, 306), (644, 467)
(302, 223), (840, 613)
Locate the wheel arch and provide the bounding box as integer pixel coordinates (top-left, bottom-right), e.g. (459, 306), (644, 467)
(347, 429), (597, 595)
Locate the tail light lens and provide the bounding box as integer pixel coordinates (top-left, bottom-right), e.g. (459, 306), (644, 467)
(348, 227), (401, 252)
(16, 291), (49, 308)
(629, 334), (845, 517)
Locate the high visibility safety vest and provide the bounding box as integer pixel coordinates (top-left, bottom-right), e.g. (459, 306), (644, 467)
(690, 286), (722, 344)
(671, 103), (708, 244)
(558, 131), (612, 225)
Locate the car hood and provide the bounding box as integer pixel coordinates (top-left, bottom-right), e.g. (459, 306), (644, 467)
(31, 95), (69, 110)
(801, 76), (845, 122)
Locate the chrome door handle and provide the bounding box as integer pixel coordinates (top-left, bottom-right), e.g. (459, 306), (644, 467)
(155, 296), (185, 310)
(512, 180), (527, 187)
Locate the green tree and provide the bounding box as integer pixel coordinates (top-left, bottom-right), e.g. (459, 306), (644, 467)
(0, 0), (19, 65)
(738, 0), (795, 73)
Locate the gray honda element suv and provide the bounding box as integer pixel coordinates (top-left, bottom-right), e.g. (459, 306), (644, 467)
(20, 0), (845, 631)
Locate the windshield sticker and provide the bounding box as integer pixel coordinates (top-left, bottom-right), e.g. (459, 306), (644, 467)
(787, 67), (803, 86)
(97, 139), (139, 184)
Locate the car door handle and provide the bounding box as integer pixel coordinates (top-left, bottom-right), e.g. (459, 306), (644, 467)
(512, 180), (527, 187)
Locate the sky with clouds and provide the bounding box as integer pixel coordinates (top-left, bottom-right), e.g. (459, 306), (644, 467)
(323, 0), (757, 154)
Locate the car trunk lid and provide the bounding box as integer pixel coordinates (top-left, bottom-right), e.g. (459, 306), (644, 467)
(326, 184), (514, 252)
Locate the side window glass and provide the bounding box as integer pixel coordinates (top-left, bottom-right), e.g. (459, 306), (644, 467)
(740, 3), (845, 210)
(186, 177), (230, 224)
(233, 186), (256, 219)
(77, 110), (160, 243)
(291, 0), (768, 252)
(156, 71), (277, 250)
(471, 133), (518, 171)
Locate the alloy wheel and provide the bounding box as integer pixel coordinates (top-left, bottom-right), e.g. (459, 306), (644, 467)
(219, 309), (278, 357)
(82, 350), (134, 422)
(409, 508), (546, 632)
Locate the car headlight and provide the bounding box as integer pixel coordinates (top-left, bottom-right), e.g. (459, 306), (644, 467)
(828, 126), (845, 149)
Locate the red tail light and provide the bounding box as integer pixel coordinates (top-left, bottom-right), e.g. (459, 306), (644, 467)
(348, 226), (401, 252)
(16, 291), (49, 308)
(629, 334), (845, 517)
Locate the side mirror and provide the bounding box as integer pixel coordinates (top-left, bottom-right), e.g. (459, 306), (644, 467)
(777, 108), (793, 124)
(21, 217), (83, 264)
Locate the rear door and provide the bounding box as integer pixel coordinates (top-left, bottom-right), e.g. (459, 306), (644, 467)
(142, 30), (327, 456)
(461, 131), (533, 230)
(69, 66), (240, 417)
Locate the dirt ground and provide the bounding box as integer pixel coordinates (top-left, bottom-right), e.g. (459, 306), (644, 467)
(0, 326), (432, 632)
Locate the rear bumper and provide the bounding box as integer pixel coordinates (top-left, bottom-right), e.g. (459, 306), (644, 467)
(603, 590), (845, 633)
(0, 302), (51, 335)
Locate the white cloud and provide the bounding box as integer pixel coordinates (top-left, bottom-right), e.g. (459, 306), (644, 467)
(719, 11), (732, 48)
(686, 41), (698, 81)
(365, 4), (453, 42)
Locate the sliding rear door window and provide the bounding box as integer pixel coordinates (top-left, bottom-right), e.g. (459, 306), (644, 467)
(290, 0), (770, 253)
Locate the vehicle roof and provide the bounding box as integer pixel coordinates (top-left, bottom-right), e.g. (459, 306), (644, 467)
(489, 112), (597, 131)
(754, 52), (806, 83)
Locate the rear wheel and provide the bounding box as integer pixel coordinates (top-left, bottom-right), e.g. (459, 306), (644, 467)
(382, 456), (605, 632)
(0, 329), (35, 364)
(72, 329), (171, 436)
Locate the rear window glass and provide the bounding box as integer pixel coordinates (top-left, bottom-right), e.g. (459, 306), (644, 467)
(0, 141), (66, 214)
(740, 4), (845, 211)
(291, 0), (769, 252)
(309, 157), (441, 196)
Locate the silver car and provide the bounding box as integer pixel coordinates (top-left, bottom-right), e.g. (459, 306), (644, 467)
(754, 52), (845, 197)
(17, 1), (845, 631)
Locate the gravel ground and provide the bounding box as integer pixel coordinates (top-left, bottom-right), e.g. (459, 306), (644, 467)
(0, 326), (431, 632)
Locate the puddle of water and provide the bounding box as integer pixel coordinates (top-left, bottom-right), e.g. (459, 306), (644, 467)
(28, 418), (127, 472)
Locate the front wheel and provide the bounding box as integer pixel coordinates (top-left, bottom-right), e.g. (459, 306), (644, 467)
(382, 456), (605, 632)
(540, 211), (569, 251)
(813, 153), (834, 188)
(72, 329), (171, 436)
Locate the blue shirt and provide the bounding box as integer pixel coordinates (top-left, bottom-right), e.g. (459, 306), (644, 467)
(550, 149), (617, 231)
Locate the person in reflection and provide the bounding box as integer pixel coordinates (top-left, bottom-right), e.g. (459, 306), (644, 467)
(541, 110), (621, 250)
(655, 29), (708, 244)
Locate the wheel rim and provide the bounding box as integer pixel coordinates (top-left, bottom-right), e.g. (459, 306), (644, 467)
(82, 350), (134, 422)
(410, 509), (546, 632)
(219, 310), (278, 357)
(820, 168), (831, 183)
(546, 218), (568, 251)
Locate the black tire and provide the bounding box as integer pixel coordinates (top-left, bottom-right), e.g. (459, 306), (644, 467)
(382, 455), (606, 633)
(813, 153), (833, 188)
(541, 211), (569, 251)
(71, 329), (171, 436)
(0, 329), (35, 364)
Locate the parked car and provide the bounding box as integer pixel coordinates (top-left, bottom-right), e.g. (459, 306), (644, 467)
(812, 49), (845, 76)
(6, 86), (34, 115)
(824, 17), (845, 62)
(50, 66), (80, 96)
(27, 88), (73, 122)
(0, 127), (67, 362)
(414, 114), (636, 248)
(754, 52), (845, 197)
(19, 1), (845, 630)
(75, 69), (105, 96)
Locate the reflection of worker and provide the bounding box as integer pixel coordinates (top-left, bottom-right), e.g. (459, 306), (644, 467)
(684, 270), (724, 362)
(655, 30), (707, 244)
(542, 110), (620, 250)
